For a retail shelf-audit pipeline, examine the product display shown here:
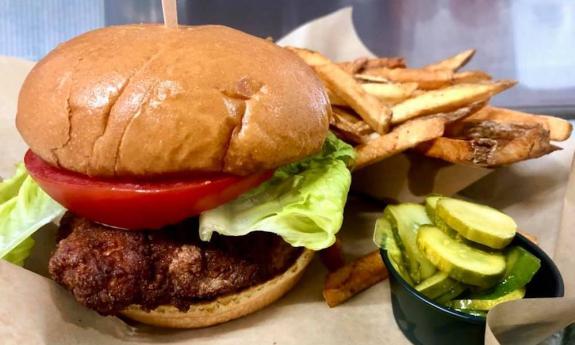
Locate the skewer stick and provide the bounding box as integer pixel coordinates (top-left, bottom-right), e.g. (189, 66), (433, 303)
(162, 0), (178, 28)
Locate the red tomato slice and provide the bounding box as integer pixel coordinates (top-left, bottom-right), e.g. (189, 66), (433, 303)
(24, 150), (272, 230)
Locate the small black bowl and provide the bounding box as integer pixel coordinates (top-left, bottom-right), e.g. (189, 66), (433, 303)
(381, 232), (564, 345)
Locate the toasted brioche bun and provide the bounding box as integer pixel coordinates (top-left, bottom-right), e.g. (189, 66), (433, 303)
(120, 249), (314, 328)
(17, 25), (330, 177)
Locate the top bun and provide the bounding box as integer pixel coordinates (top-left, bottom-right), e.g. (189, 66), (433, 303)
(17, 25), (330, 177)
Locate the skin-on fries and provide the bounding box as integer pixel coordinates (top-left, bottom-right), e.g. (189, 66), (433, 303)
(359, 68), (454, 90)
(362, 56), (406, 70)
(423, 48), (476, 72)
(353, 116), (446, 170)
(452, 70), (492, 84)
(448, 106), (573, 141)
(332, 107), (372, 134)
(354, 74), (390, 83)
(429, 100), (487, 124)
(331, 107), (372, 145)
(327, 88), (347, 106)
(314, 64), (392, 133)
(415, 137), (475, 164)
(338, 57), (406, 74)
(323, 250), (388, 307)
(288, 47), (392, 133)
(337, 57), (368, 74)
(361, 82), (418, 105)
(417, 122), (559, 166)
(391, 81), (516, 124)
(355, 70), (492, 87)
(287, 46), (329, 66)
(287, 44), (570, 174)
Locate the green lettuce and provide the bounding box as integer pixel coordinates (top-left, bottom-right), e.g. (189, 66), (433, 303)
(0, 163), (27, 204)
(0, 167), (64, 266)
(3, 237), (35, 266)
(199, 134), (355, 250)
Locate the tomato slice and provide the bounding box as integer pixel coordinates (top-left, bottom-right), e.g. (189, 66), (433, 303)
(24, 150), (272, 230)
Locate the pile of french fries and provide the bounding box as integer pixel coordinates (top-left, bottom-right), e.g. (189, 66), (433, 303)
(288, 47), (573, 307)
(288, 47), (572, 170)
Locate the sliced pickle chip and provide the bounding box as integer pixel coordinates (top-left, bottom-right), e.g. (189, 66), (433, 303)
(417, 225), (506, 287)
(436, 197), (516, 249)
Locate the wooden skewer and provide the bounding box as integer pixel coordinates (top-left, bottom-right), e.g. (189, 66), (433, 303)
(161, 0), (178, 28)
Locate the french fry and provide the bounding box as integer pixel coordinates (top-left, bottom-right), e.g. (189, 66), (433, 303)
(354, 74), (390, 83)
(330, 117), (369, 145)
(452, 70), (492, 84)
(495, 133), (556, 165)
(338, 57), (405, 74)
(353, 116), (446, 170)
(430, 100), (487, 124)
(319, 238), (346, 271)
(415, 137), (475, 164)
(449, 106), (573, 141)
(417, 124), (559, 167)
(331, 108), (371, 145)
(323, 250), (388, 307)
(411, 89), (426, 97)
(288, 47), (391, 133)
(337, 57), (368, 74)
(316, 62), (392, 133)
(358, 68), (454, 90)
(423, 49), (476, 72)
(482, 127), (560, 165)
(286, 46), (328, 66)
(327, 88), (347, 106)
(363, 56), (406, 70)
(361, 82), (418, 105)
(391, 81), (516, 124)
(358, 70), (489, 87)
(331, 128), (366, 146)
(539, 115), (572, 141)
(332, 107), (372, 135)
(289, 45), (568, 169)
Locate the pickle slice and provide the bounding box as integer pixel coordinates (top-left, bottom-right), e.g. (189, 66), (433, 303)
(435, 283), (466, 304)
(417, 225), (506, 287)
(416, 272), (461, 299)
(384, 204), (436, 283)
(425, 195), (461, 238)
(434, 213), (458, 238)
(374, 217), (414, 285)
(424, 195), (442, 222)
(436, 198), (516, 249)
(471, 246), (540, 299)
(447, 288), (525, 311)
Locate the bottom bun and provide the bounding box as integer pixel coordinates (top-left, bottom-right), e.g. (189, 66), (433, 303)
(120, 249), (314, 328)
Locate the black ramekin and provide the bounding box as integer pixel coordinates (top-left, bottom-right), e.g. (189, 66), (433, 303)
(380, 232), (565, 345)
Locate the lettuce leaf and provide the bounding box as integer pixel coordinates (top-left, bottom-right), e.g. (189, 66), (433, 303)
(199, 134), (355, 250)
(0, 163), (27, 204)
(3, 237), (35, 266)
(0, 171), (64, 266)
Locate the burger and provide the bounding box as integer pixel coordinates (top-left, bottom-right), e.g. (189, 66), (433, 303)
(11, 24), (354, 328)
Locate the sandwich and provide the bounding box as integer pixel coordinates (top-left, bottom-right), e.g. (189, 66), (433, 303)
(5, 24), (354, 328)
